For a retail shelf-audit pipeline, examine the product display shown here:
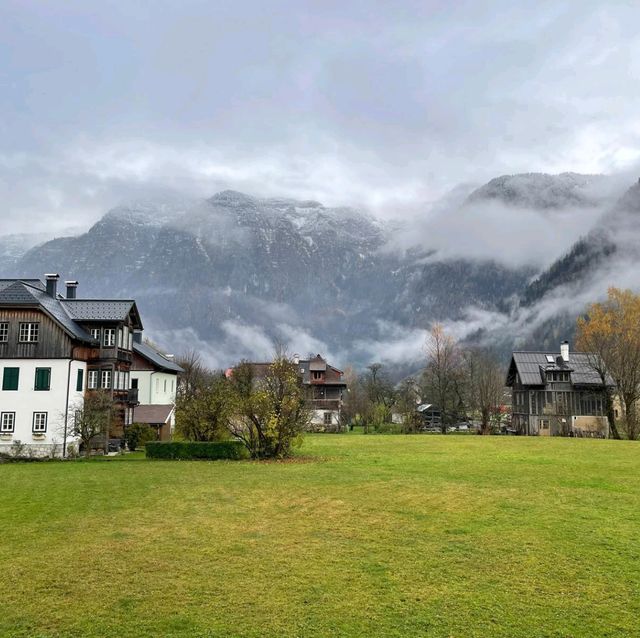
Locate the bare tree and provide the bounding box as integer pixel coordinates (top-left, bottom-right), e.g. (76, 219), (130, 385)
(464, 347), (505, 435)
(67, 391), (115, 456)
(422, 324), (465, 433)
(176, 349), (210, 400)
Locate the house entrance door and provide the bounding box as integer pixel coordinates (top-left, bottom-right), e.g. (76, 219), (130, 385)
(539, 419), (550, 436)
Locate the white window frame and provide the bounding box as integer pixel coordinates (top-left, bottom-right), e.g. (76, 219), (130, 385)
(19, 322), (39, 343)
(90, 328), (100, 341)
(0, 322), (8, 343)
(1, 412), (15, 433)
(32, 412), (47, 433)
(88, 370), (98, 389)
(122, 326), (129, 350)
(117, 328), (123, 349)
(101, 370), (112, 389)
(103, 329), (116, 347)
(324, 412), (333, 425)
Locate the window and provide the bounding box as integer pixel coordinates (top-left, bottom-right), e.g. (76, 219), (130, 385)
(76, 369), (84, 392)
(88, 370), (98, 389)
(34, 367), (51, 391)
(32, 412), (47, 433)
(171, 379), (175, 394)
(103, 329), (116, 347)
(19, 322), (39, 343)
(545, 355), (555, 363)
(123, 326), (129, 350)
(90, 328), (100, 341)
(128, 333), (133, 351)
(101, 370), (112, 389)
(0, 412), (15, 433)
(0, 322), (8, 342)
(323, 412), (333, 425)
(2, 367), (19, 391)
(164, 379), (167, 393)
(312, 371), (323, 380)
(117, 328), (123, 348)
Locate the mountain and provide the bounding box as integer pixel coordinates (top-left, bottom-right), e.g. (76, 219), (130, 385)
(8, 173), (630, 371)
(521, 180), (640, 306)
(465, 172), (612, 210)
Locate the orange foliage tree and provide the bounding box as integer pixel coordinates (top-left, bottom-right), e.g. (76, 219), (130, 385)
(576, 287), (640, 440)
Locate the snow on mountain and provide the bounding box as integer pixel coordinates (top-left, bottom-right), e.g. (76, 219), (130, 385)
(10, 174), (631, 371)
(465, 172), (613, 210)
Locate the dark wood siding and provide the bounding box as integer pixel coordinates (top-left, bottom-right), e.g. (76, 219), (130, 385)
(0, 309), (73, 358)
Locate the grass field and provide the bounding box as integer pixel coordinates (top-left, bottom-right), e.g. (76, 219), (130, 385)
(2, 435), (640, 637)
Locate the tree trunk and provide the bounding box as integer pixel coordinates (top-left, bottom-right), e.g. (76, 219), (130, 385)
(605, 391), (620, 440)
(480, 408), (491, 435)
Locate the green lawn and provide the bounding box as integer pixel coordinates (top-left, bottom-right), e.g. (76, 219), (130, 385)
(2, 436), (640, 637)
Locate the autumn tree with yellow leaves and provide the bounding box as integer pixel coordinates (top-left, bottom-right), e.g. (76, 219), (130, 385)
(576, 288), (640, 440)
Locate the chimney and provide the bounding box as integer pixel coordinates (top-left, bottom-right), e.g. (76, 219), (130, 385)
(133, 331), (143, 344)
(45, 273), (59, 297)
(561, 340), (569, 362)
(65, 280), (78, 299)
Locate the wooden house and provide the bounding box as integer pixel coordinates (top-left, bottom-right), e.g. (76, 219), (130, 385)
(506, 341), (613, 437)
(0, 274), (155, 456)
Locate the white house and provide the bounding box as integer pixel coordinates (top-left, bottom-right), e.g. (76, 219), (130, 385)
(0, 274), (146, 457)
(130, 335), (183, 440)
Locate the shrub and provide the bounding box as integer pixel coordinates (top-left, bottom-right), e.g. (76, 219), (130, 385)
(145, 441), (249, 460)
(374, 423), (404, 434)
(124, 423), (156, 451)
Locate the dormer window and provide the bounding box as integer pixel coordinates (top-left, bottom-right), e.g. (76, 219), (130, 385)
(312, 371), (323, 380)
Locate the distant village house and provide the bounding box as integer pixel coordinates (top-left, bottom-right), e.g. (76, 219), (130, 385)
(506, 341), (613, 437)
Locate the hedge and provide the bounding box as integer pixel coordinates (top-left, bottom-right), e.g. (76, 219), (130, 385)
(145, 441), (249, 460)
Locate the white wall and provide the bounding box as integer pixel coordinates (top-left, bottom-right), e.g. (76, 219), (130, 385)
(310, 409), (340, 426)
(0, 358), (85, 455)
(130, 370), (178, 406)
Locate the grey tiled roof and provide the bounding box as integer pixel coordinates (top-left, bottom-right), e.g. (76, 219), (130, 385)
(508, 351), (614, 387)
(133, 341), (184, 373)
(0, 278), (142, 343)
(61, 300), (137, 322)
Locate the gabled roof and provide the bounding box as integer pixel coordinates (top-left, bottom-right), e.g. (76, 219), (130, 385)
(297, 356), (346, 386)
(61, 299), (143, 328)
(506, 351), (614, 388)
(134, 404), (174, 425)
(0, 277), (143, 343)
(133, 341), (184, 373)
(0, 279), (96, 343)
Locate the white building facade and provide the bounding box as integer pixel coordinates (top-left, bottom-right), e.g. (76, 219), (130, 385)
(130, 337), (183, 440)
(0, 358), (86, 456)
(0, 275), (145, 457)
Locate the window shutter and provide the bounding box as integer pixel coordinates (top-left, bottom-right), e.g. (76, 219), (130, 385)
(76, 369), (84, 392)
(2, 367), (19, 391)
(35, 368), (51, 391)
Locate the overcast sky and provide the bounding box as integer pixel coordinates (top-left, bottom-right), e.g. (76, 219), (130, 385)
(1, 0), (639, 235)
